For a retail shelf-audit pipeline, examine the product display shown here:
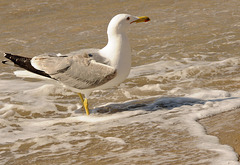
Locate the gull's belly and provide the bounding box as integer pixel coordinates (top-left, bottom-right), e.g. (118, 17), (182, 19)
(91, 63), (131, 90)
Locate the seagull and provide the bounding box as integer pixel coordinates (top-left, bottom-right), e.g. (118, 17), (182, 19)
(2, 14), (150, 115)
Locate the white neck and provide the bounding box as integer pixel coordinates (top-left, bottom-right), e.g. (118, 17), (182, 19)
(101, 28), (131, 66)
(99, 29), (131, 83)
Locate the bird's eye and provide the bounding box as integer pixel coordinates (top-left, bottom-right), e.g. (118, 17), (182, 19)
(126, 17), (130, 21)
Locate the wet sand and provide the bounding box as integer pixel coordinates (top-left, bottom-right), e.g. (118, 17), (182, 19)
(199, 108), (240, 158)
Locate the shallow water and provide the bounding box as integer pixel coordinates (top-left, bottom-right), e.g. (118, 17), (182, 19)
(1, 0), (240, 164)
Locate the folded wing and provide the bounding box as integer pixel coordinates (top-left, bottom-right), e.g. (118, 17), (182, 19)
(32, 53), (116, 89)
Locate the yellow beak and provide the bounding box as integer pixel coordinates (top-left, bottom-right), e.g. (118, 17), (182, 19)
(131, 16), (150, 24)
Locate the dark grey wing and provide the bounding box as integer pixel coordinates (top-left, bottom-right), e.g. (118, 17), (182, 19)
(31, 53), (116, 89)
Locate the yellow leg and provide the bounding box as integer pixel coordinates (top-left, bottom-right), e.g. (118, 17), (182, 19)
(77, 93), (90, 115)
(78, 93), (84, 104)
(83, 98), (90, 115)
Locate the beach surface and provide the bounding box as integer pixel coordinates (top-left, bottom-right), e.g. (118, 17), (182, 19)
(199, 108), (240, 158)
(1, 0), (240, 164)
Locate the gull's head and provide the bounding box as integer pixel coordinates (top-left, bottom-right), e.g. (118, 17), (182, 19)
(107, 14), (150, 35)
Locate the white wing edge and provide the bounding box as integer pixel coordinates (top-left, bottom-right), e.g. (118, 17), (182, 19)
(14, 70), (50, 80)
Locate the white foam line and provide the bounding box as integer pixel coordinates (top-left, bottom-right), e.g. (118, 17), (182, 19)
(184, 97), (240, 165)
(67, 110), (146, 123)
(19, 110), (145, 130)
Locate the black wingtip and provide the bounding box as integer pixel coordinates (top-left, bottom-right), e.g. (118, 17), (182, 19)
(2, 60), (8, 64)
(4, 53), (12, 58)
(2, 53), (10, 64)
(2, 53), (52, 78)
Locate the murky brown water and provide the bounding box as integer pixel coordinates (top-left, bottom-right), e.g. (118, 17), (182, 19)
(1, 0), (240, 164)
